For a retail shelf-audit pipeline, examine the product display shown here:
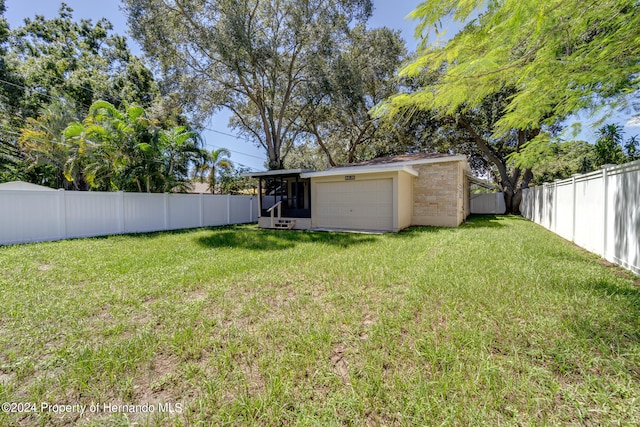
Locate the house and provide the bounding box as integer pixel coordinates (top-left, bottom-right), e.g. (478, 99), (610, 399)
(247, 153), (477, 232)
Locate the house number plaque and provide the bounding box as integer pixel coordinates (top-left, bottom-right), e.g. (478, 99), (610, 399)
(344, 175), (355, 180)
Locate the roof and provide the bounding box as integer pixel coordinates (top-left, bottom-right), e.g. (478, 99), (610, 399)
(344, 152), (462, 167)
(245, 153), (467, 179)
(301, 153), (465, 178)
(188, 182), (211, 194)
(243, 168), (312, 178)
(466, 175), (496, 189)
(0, 181), (57, 191)
(301, 164), (419, 178)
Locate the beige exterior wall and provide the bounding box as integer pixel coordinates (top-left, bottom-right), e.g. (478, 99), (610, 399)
(256, 157), (470, 232)
(258, 216), (311, 230)
(396, 171), (414, 230)
(411, 160), (464, 227)
(457, 161), (470, 224)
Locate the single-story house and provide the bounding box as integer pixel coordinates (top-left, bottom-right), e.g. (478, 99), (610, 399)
(248, 153), (481, 232)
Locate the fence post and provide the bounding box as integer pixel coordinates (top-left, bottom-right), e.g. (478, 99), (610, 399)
(57, 189), (67, 240)
(117, 191), (125, 234)
(571, 175), (577, 242)
(199, 193), (204, 227)
(164, 193), (170, 230)
(227, 194), (231, 224)
(602, 166), (609, 259)
(553, 181), (558, 233)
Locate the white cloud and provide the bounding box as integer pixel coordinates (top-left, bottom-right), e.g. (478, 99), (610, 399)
(627, 116), (640, 127)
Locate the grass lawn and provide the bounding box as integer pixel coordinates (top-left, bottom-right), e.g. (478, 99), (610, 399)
(0, 215), (639, 426)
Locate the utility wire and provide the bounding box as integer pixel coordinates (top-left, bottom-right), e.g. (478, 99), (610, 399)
(0, 79), (265, 166)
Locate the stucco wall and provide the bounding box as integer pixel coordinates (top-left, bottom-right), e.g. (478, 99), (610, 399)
(397, 171), (414, 230)
(412, 161), (464, 227)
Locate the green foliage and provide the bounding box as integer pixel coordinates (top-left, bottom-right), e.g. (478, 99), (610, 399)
(19, 100), (202, 192)
(193, 147), (234, 194)
(218, 166), (257, 195)
(299, 25), (407, 165)
(401, 0), (640, 135)
(594, 124), (639, 167)
(0, 3), (192, 187)
(530, 140), (596, 185)
(9, 4), (159, 117)
(123, 0), (373, 169)
(594, 124), (626, 166)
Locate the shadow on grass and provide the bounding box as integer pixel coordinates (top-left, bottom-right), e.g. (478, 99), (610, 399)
(195, 227), (378, 251)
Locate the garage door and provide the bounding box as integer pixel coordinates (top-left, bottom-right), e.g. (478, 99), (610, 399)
(315, 179), (393, 231)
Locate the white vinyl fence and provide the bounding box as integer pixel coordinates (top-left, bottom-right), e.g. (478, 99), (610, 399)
(470, 192), (506, 214)
(521, 160), (640, 275)
(0, 190), (258, 245)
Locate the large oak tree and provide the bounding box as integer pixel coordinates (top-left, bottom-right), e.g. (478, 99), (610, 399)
(123, 0), (373, 170)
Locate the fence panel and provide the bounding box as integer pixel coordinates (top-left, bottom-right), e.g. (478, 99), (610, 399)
(0, 190), (257, 245)
(554, 180), (574, 241)
(574, 173), (604, 255)
(521, 160), (640, 275)
(0, 190), (61, 244)
(470, 193), (506, 214)
(169, 194), (201, 230)
(123, 193), (165, 234)
(65, 191), (121, 239)
(607, 163), (640, 274)
(203, 195), (230, 226)
(229, 195), (254, 224)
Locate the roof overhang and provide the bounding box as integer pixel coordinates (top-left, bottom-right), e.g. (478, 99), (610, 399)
(466, 174), (495, 189)
(244, 155), (468, 179)
(301, 164), (419, 178)
(242, 168), (311, 178)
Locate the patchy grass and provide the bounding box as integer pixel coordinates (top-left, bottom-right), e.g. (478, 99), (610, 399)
(0, 215), (639, 426)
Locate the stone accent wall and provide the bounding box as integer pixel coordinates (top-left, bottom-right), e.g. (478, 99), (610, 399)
(412, 161), (462, 226)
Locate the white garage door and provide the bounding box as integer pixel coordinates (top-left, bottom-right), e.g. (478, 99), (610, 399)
(315, 179), (393, 231)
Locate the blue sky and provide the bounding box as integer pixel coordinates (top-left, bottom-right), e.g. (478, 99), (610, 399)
(4, 1), (639, 170)
(4, 1), (423, 170)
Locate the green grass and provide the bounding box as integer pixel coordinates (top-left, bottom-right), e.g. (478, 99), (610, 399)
(0, 215), (639, 426)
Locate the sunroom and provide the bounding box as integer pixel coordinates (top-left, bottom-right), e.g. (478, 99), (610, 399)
(252, 169), (312, 229)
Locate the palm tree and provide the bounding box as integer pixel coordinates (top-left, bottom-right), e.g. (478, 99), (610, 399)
(19, 101), (87, 190)
(194, 147), (233, 194)
(158, 126), (202, 192)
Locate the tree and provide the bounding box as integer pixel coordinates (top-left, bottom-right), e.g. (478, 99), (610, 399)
(377, 0), (640, 212)
(193, 147), (233, 194)
(158, 126), (203, 192)
(0, 0), (27, 181)
(593, 124), (640, 167)
(402, 0), (640, 135)
(594, 124), (626, 167)
(10, 3), (159, 119)
(530, 140), (596, 185)
(18, 101), (87, 189)
(61, 100), (202, 192)
(218, 165), (256, 195)
(123, 0), (373, 169)
(299, 24), (406, 166)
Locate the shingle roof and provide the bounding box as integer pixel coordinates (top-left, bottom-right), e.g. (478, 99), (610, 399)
(343, 152), (457, 167)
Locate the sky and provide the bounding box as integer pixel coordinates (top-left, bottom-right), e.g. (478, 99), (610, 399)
(4, 1), (639, 170)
